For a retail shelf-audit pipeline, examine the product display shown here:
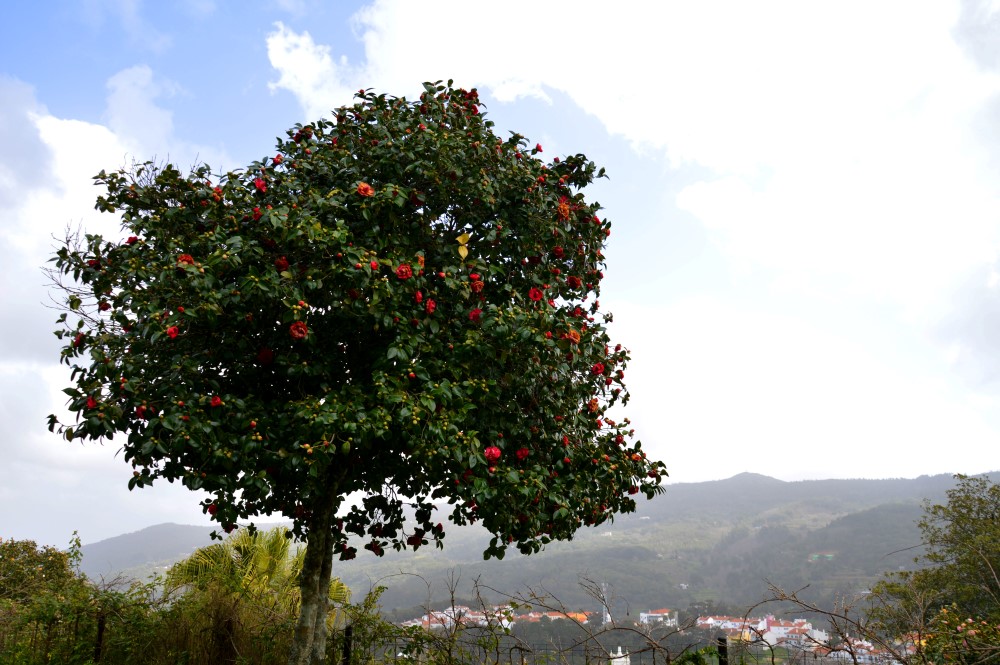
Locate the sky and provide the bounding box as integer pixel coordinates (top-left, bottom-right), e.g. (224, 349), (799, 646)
(3, 0), (1000, 548)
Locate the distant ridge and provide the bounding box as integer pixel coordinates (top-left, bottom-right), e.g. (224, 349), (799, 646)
(80, 523), (216, 579)
(76, 473), (998, 609)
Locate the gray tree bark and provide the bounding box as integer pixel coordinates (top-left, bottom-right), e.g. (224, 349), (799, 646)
(288, 495), (337, 665)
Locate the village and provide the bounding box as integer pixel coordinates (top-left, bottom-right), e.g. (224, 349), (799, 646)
(398, 607), (917, 662)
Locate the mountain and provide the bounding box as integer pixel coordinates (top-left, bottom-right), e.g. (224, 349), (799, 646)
(79, 523), (217, 579)
(78, 473), (988, 613)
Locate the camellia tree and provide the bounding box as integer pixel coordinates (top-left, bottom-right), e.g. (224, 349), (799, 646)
(49, 81), (667, 664)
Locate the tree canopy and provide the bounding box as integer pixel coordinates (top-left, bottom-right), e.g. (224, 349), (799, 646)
(49, 80), (666, 663)
(862, 474), (1000, 663)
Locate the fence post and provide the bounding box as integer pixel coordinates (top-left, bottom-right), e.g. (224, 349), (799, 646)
(716, 636), (727, 665)
(342, 624), (353, 665)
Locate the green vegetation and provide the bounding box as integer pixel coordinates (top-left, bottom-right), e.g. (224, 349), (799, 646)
(869, 474), (1000, 663)
(6, 473), (999, 663)
(0, 528), (400, 665)
(48, 80), (665, 663)
(760, 473), (1000, 664)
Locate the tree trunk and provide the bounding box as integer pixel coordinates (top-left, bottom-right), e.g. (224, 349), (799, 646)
(288, 495), (337, 665)
(92, 611), (106, 663)
(308, 525), (336, 665)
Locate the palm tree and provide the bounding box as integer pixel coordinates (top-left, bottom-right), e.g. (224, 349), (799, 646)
(166, 527), (350, 664)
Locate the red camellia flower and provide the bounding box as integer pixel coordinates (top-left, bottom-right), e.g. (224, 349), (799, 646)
(484, 446), (501, 463)
(135, 405), (147, 419)
(357, 182), (375, 197)
(469, 308), (482, 323)
(87, 259), (100, 268)
(253, 207), (263, 221)
(591, 363), (605, 375)
(126, 236), (139, 245)
(557, 201), (571, 221)
(177, 254), (195, 266)
(86, 396), (98, 410)
(566, 275), (582, 288)
(274, 256), (289, 271)
(166, 326), (179, 339)
(254, 177), (267, 192)
(414, 290), (423, 303)
(98, 301), (111, 311)
(73, 333), (85, 348)
(535, 143), (543, 152)
(207, 503), (218, 515)
(516, 447), (530, 461)
(210, 396), (223, 408)
(552, 246), (565, 259)
(471, 280), (484, 293)
(528, 287), (544, 301)
(289, 321), (309, 340)
(273, 154), (283, 165)
(395, 264), (413, 279)
(425, 299), (436, 314)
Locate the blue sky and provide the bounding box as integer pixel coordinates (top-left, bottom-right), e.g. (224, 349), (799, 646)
(3, 0), (1000, 547)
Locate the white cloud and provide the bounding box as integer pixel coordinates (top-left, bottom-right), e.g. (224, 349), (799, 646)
(615, 298), (1000, 483)
(266, 22), (360, 120)
(0, 70), (225, 546)
(258, 2), (1000, 483)
(263, 1), (1000, 314)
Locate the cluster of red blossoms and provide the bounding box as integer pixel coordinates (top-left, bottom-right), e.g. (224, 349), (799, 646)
(289, 321), (309, 340)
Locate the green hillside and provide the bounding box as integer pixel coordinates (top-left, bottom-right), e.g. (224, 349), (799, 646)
(77, 472), (986, 616)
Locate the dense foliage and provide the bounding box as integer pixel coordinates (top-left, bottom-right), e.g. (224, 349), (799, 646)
(48, 80), (665, 662)
(50, 81), (664, 559)
(867, 474), (1000, 663)
(0, 531), (395, 665)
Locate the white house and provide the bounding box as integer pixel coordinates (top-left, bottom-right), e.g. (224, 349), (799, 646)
(639, 608), (679, 627)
